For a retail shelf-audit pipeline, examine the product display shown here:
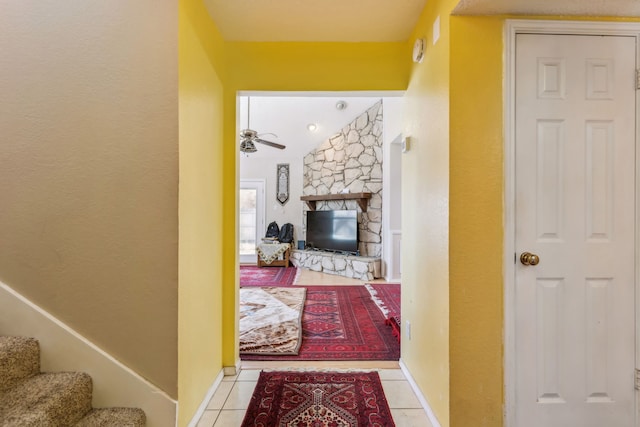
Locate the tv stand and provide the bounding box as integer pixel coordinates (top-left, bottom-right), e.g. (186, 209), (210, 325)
(290, 249), (380, 281)
(300, 192), (372, 212)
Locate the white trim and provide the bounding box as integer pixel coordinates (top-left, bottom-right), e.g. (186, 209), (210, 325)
(503, 19), (518, 427)
(387, 229), (402, 282)
(223, 358), (242, 376)
(503, 19), (640, 427)
(237, 90), (405, 98)
(506, 19), (640, 36)
(186, 369), (224, 427)
(382, 117), (403, 282)
(636, 80), (640, 427)
(239, 179), (266, 264)
(0, 280), (177, 427)
(399, 359), (441, 427)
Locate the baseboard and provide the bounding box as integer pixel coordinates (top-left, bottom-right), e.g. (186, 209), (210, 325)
(223, 358), (242, 376)
(0, 280), (177, 427)
(187, 369), (224, 427)
(399, 359), (442, 427)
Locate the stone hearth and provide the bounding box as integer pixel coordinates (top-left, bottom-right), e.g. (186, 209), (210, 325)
(290, 249), (381, 281)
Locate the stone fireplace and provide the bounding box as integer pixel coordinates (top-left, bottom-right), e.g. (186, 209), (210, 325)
(292, 100), (384, 280)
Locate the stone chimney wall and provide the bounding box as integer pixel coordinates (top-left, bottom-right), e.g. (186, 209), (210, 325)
(302, 100), (383, 257)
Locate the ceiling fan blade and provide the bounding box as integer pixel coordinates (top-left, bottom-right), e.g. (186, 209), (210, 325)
(254, 138), (286, 150)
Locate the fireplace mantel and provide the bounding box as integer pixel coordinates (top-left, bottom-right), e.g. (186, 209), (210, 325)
(300, 192), (372, 212)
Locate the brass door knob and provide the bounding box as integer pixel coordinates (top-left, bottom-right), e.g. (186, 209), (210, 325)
(520, 252), (540, 266)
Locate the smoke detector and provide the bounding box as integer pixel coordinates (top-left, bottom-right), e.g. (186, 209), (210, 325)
(335, 100), (347, 111)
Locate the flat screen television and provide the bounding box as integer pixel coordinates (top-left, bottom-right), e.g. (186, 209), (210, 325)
(306, 210), (358, 254)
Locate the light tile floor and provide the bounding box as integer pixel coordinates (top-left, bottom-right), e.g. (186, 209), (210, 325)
(196, 367), (434, 427)
(198, 268), (432, 426)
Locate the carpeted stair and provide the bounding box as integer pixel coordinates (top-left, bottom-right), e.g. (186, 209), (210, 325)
(0, 336), (146, 426)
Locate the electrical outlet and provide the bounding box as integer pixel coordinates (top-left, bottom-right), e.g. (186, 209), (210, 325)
(406, 320), (411, 340)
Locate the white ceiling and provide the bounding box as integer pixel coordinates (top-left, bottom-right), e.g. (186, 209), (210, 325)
(238, 94), (401, 159)
(453, 0), (640, 16)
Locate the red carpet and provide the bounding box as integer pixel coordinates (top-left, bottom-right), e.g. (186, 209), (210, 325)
(366, 283), (401, 342)
(241, 286), (400, 361)
(241, 371), (395, 427)
(240, 266), (297, 287)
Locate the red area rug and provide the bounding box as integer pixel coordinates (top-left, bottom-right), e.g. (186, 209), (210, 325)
(241, 371), (395, 427)
(366, 283), (401, 342)
(241, 286), (400, 361)
(240, 266), (297, 287)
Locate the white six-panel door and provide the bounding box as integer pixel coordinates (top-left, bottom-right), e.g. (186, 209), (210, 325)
(514, 33), (636, 426)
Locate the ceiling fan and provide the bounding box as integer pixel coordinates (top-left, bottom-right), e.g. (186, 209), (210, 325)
(240, 97), (286, 153)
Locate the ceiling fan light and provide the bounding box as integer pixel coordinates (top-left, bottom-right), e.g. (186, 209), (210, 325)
(240, 140), (257, 153)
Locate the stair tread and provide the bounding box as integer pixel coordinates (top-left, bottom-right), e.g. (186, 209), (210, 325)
(76, 407), (146, 426)
(0, 336), (39, 393)
(0, 371), (92, 426)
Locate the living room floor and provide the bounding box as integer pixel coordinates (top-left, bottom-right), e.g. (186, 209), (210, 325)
(195, 269), (433, 426)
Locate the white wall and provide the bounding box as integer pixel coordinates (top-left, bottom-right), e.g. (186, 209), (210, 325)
(240, 153), (304, 243)
(239, 95), (403, 255)
(382, 97), (403, 281)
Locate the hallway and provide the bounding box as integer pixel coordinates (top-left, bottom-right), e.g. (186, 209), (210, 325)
(196, 268), (431, 426)
(196, 366), (431, 426)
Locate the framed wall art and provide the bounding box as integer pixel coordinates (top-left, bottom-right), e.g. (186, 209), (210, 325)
(276, 163), (289, 205)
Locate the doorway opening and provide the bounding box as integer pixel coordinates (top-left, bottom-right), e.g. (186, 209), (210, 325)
(239, 179), (265, 265)
(237, 91), (404, 363)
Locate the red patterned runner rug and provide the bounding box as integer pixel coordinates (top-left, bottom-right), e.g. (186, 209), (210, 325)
(240, 266), (298, 287)
(241, 371), (395, 427)
(241, 286), (400, 361)
(365, 283), (401, 342)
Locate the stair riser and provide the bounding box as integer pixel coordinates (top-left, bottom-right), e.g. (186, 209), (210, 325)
(0, 336), (146, 425)
(0, 337), (40, 393)
(0, 372), (92, 426)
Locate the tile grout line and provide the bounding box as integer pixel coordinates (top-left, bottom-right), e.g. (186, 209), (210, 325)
(208, 371), (429, 426)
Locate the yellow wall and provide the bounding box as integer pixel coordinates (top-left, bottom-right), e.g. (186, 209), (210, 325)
(226, 42), (410, 90)
(221, 90), (240, 369)
(447, 14), (638, 427)
(0, 0), (179, 397)
(15, 3), (632, 425)
(217, 41), (414, 368)
(178, 1), (228, 425)
(449, 16), (505, 426)
(180, 5), (640, 426)
(447, 15), (638, 426)
(401, 0), (460, 425)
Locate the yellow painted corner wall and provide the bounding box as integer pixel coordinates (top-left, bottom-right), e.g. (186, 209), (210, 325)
(226, 42), (410, 91)
(178, 2), (226, 425)
(218, 41), (414, 366)
(447, 16), (640, 427)
(449, 16), (504, 427)
(400, 0), (460, 425)
(221, 90), (240, 368)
